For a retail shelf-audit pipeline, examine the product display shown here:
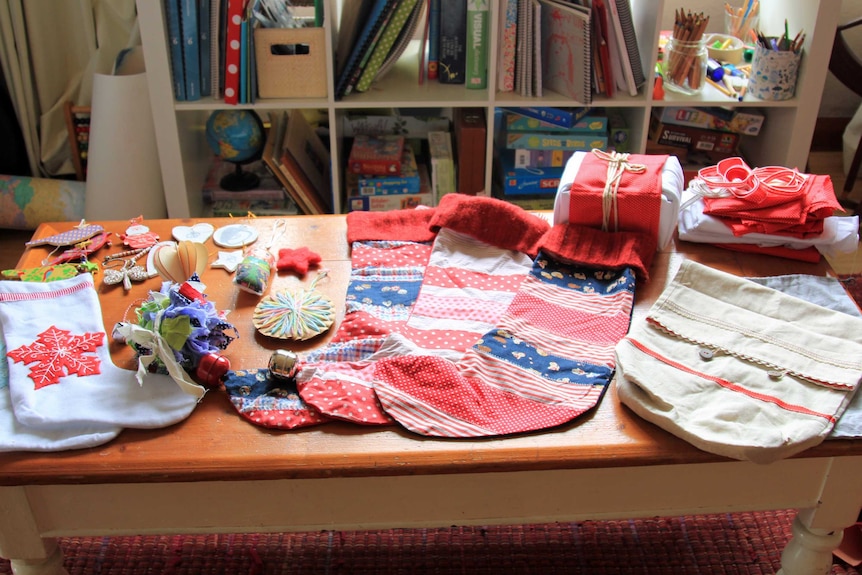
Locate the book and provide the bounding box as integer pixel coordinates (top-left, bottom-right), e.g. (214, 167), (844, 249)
(515, 0), (529, 96)
(537, 0), (591, 104)
(198, 0), (211, 97)
(222, 0), (244, 104)
(164, 0), (186, 100)
(496, 0), (517, 92)
(348, 135), (405, 175)
(438, 0), (467, 84)
(465, 0), (489, 89)
(505, 132), (608, 151)
(356, 0), (420, 92)
(611, 0), (645, 95)
(427, 130), (456, 198)
(531, 0), (542, 97)
(181, 0), (201, 100)
(335, 0), (398, 99)
(260, 112), (313, 214)
(427, 0), (440, 80)
(591, 0), (613, 97)
(209, 0), (222, 98)
(354, 146), (421, 195)
(375, 0), (426, 82)
(500, 106), (590, 129)
(282, 110), (332, 212)
(606, 0), (638, 96)
(335, 0), (375, 78)
(454, 108), (486, 195)
(201, 156), (288, 203)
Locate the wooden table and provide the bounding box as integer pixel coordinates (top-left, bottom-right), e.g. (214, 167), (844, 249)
(1, 216), (860, 575)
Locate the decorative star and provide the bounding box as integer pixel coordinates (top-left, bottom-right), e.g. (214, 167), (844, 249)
(212, 250), (244, 273)
(277, 247), (322, 277)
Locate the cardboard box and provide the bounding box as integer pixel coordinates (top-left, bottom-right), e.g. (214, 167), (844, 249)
(498, 157), (565, 196)
(657, 106), (765, 136)
(649, 113), (740, 155)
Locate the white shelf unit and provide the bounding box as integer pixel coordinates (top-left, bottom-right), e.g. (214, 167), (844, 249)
(136, 0), (841, 218)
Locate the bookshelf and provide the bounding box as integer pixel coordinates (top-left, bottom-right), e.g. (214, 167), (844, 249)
(136, 0), (841, 218)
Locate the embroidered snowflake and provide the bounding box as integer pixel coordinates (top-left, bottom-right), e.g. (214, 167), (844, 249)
(7, 326), (104, 389)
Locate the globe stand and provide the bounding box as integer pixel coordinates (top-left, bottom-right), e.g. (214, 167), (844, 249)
(220, 161), (260, 192)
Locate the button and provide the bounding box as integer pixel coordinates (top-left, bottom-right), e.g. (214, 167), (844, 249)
(699, 348), (715, 360)
(767, 370), (785, 380)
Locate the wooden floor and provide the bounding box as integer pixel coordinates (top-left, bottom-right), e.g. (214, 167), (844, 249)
(0, 150), (858, 273)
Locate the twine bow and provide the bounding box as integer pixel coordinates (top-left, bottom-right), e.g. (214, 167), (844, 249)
(591, 149), (647, 232)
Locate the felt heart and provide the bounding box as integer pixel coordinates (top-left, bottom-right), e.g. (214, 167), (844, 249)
(172, 223), (214, 243)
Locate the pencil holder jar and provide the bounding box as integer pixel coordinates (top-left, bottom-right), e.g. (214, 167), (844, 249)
(748, 44), (801, 101)
(724, 8), (758, 43)
(663, 36), (707, 95)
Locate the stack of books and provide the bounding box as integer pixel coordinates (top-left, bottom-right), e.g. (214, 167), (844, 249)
(345, 135), (434, 211)
(202, 156), (298, 217)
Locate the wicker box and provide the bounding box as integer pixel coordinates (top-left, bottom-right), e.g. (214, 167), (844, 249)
(254, 27), (327, 99)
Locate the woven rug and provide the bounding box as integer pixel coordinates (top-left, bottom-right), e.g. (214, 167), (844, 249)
(1, 510), (859, 574)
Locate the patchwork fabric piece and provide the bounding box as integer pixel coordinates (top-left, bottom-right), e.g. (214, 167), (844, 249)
(223, 368), (329, 429)
(297, 239), (433, 425)
(373, 223), (649, 438)
(616, 260), (862, 464)
(0, 274), (199, 431)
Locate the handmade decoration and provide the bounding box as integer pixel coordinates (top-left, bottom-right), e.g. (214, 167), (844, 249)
(116, 276), (238, 391)
(234, 219), (286, 295)
(212, 250), (244, 273)
(121, 217), (160, 249)
(1, 262), (98, 282)
(101, 246), (153, 290)
(212, 223), (259, 248)
(172, 223), (215, 243)
(252, 271), (334, 340)
(25, 221), (104, 248)
(222, 367), (330, 430)
(151, 241), (208, 284)
(46, 231), (113, 265)
(276, 246), (322, 277)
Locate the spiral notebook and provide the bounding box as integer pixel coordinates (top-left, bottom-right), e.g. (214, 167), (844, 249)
(335, 0), (399, 99)
(614, 0), (645, 92)
(537, 0), (592, 104)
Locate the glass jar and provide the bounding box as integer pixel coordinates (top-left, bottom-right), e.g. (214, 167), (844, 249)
(662, 36), (708, 95)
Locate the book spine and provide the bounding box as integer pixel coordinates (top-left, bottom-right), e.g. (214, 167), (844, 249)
(505, 132), (609, 151)
(198, 0), (211, 97)
(335, 0), (397, 99)
(239, 14), (248, 103)
(454, 108), (485, 195)
(427, 0), (440, 80)
(356, 0), (420, 92)
(222, 0), (243, 104)
(497, 0), (517, 91)
(181, 0), (201, 100)
(615, 0), (645, 88)
(209, 0), (221, 98)
(427, 131), (456, 198)
(164, 0), (187, 101)
(465, 0), (488, 89)
(438, 0), (467, 84)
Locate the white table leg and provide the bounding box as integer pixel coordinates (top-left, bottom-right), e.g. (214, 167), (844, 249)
(0, 487), (69, 575)
(776, 515), (844, 575)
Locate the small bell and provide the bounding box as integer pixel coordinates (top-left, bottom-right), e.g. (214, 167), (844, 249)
(268, 349), (299, 380)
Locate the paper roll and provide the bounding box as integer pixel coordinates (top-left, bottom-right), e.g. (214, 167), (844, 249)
(85, 47), (167, 220)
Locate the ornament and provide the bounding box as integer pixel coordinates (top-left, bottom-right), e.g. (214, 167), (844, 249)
(252, 271), (334, 340)
(212, 224), (259, 248)
(212, 250), (244, 273)
(103, 260), (149, 290)
(172, 222), (215, 243)
(268, 349), (299, 379)
(26, 222), (104, 248)
(195, 353), (231, 388)
(233, 219), (286, 295)
(152, 241), (208, 283)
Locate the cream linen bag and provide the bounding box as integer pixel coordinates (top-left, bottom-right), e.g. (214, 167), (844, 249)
(616, 260), (862, 464)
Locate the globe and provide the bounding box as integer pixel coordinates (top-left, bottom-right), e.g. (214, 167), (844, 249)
(205, 109), (265, 191)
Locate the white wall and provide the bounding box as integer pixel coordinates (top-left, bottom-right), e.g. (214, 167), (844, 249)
(659, 0), (862, 117)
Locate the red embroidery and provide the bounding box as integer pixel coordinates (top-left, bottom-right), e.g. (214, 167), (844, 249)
(7, 326), (103, 389)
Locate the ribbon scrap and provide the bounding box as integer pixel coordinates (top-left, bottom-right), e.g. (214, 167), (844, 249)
(591, 149), (647, 232)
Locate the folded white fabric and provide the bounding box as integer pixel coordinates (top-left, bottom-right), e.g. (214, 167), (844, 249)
(616, 260), (862, 464)
(678, 190), (859, 257)
(553, 151), (684, 250)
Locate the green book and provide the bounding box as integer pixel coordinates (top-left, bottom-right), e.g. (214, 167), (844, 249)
(465, 0), (489, 89)
(356, 0), (420, 93)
